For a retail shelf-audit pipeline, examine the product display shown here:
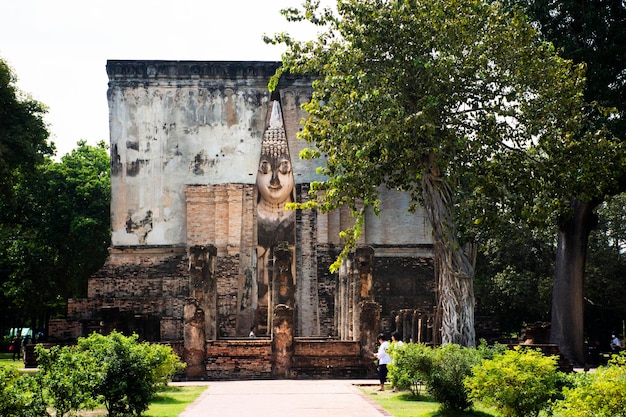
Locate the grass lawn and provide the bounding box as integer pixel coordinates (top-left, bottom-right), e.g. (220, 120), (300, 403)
(359, 384), (497, 417)
(144, 385), (207, 417)
(0, 352), (21, 365)
(0, 352), (35, 374)
(47, 385), (208, 417)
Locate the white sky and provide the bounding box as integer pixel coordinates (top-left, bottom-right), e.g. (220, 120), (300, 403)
(0, 0), (321, 158)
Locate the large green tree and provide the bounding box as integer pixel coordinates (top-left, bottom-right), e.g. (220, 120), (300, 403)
(0, 58), (53, 198)
(0, 57), (54, 333)
(268, 0), (586, 346)
(500, 0), (626, 364)
(0, 141), (110, 332)
(467, 178), (626, 349)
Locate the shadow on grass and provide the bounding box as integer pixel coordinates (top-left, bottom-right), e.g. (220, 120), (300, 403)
(431, 410), (493, 417)
(392, 392), (494, 417)
(397, 393), (427, 401)
(150, 386), (187, 404)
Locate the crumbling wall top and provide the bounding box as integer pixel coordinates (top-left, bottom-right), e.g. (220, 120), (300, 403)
(106, 60), (311, 85)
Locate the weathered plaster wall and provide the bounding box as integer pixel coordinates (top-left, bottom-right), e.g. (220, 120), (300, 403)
(107, 61), (318, 247)
(107, 61), (432, 250)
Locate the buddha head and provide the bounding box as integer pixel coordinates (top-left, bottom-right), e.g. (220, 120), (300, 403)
(257, 100), (294, 206)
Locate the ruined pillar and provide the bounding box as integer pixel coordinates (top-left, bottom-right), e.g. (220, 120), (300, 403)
(295, 183), (321, 336)
(188, 244), (218, 340)
(184, 244), (217, 378)
(183, 303), (206, 379)
(401, 309), (412, 343)
(412, 310), (420, 343)
(337, 246), (376, 341)
(359, 300), (381, 373)
(235, 185), (257, 337)
(356, 246), (374, 300)
(337, 261), (350, 339)
(272, 304), (294, 377)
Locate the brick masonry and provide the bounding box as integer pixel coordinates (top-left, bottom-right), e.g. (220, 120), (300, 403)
(205, 340), (273, 379)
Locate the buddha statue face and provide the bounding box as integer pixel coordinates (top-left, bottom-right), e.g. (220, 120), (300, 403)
(257, 100), (294, 207)
(257, 154), (294, 205)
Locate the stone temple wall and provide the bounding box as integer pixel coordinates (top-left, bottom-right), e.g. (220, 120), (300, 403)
(50, 60), (437, 379)
(107, 60), (319, 248)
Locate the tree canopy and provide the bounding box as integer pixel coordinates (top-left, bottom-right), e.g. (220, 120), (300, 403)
(0, 58), (54, 198)
(486, 0), (626, 365)
(0, 140), (110, 333)
(267, 0), (587, 346)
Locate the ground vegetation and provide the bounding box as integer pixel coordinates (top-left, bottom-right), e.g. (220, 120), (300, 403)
(0, 332), (184, 417)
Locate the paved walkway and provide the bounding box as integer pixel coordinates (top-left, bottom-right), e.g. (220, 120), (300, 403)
(177, 379), (391, 417)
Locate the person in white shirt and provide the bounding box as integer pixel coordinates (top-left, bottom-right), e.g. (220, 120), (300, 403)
(375, 333), (392, 391)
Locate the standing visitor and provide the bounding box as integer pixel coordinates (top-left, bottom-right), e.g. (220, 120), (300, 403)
(375, 333), (392, 391)
(9, 336), (20, 361)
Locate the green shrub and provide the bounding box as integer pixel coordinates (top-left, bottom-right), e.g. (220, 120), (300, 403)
(465, 346), (561, 417)
(141, 340), (187, 388)
(552, 352), (626, 417)
(76, 331), (185, 417)
(428, 343), (481, 411)
(388, 343), (481, 409)
(34, 331), (185, 417)
(388, 342), (433, 395)
(35, 343), (101, 417)
(476, 338), (508, 360)
(0, 365), (47, 417)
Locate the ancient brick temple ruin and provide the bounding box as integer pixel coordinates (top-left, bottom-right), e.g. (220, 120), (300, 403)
(49, 60), (437, 379)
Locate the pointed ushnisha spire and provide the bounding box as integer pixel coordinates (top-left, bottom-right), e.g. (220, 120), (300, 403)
(261, 100), (289, 158)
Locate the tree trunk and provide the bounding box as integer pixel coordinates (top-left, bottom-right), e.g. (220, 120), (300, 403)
(550, 199), (596, 366)
(422, 162), (476, 347)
